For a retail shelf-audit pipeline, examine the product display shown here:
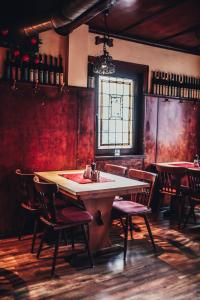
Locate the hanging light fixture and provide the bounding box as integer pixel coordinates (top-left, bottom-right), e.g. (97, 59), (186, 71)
(93, 10), (115, 75)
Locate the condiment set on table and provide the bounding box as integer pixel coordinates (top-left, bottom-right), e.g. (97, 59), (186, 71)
(83, 162), (100, 182)
(193, 154), (200, 167)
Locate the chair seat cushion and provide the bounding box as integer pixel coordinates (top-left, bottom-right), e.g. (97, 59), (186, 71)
(112, 200), (150, 215)
(56, 206), (93, 225)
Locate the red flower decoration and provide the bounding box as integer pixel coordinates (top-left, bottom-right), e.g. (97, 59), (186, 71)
(30, 37), (37, 45)
(22, 54), (30, 62)
(13, 49), (20, 57)
(1, 29), (9, 36)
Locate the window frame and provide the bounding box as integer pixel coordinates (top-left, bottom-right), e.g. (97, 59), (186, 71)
(88, 57), (149, 157)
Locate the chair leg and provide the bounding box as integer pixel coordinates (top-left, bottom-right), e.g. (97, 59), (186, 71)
(18, 212), (26, 240)
(143, 215), (156, 252)
(37, 226), (48, 259)
(81, 224), (94, 268)
(51, 230), (61, 277)
(71, 228), (75, 250)
(31, 218), (38, 253)
(183, 205), (194, 228)
(123, 216), (129, 261)
(192, 207), (197, 224)
(129, 216), (134, 240)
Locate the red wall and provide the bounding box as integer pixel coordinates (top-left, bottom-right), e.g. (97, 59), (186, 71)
(144, 96), (200, 168)
(0, 82), (95, 234)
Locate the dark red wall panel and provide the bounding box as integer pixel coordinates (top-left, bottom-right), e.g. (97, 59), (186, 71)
(0, 82), (95, 234)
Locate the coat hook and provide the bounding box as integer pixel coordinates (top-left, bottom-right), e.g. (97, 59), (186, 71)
(33, 80), (40, 94)
(10, 79), (18, 91)
(59, 82), (65, 94)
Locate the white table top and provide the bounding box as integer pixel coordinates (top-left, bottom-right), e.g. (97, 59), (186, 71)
(35, 169), (149, 200)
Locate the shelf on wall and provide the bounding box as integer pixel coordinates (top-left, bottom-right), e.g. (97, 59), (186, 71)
(144, 93), (200, 103)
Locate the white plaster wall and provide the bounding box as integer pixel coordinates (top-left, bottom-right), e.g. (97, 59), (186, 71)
(89, 33), (200, 92)
(68, 25), (89, 87)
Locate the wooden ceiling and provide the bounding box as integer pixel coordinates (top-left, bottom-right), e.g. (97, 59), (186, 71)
(88, 0), (200, 55)
(0, 0), (199, 55)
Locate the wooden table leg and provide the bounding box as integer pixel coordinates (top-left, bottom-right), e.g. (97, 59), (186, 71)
(82, 196), (114, 253)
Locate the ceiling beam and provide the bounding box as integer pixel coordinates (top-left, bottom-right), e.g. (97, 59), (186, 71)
(159, 24), (200, 41)
(120, 0), (188, 33)
(89, 28), (200, 56)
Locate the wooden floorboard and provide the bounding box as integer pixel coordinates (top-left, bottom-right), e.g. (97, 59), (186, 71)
(0, 216), (200, 300)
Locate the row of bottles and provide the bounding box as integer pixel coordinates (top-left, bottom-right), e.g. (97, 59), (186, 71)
(4, 51), (64, 86)
(151, 71), (200, 100)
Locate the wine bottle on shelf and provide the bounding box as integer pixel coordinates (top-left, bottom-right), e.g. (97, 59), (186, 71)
(183, 75), (187, 98)
(29, 58), (34, 82)
(155, 71), (161, 95)
(33, 55), (39, 83)
(10, 54), (17, 81)
(165, 73), (169, 96)
(16, 56), (21, 81)
(22, 58), (29, 82)
(58, 55), (64, 85)
(194, 78), (197, 99)
(4, 50), (12, 80)
(179, 75), (184, 98)
(54, 57), (60, 85)
(197, 78), (200, 100)
(49, 55), (55, 85)
(38, 54), (44, 84)
(44, 54), (49, 85)
(167, 73), (172, 97)
(160, 72), (165, 95)
(174, 74), (178, 97)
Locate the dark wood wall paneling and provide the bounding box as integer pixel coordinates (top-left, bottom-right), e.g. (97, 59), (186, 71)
(0, 82), (95, 234)
(144, 96), (200, 169)
(1, 82), (200, 234)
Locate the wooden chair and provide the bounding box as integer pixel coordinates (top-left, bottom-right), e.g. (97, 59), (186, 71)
(33, 176), (94, 277)
(112, 169), (157, 261)
(104, 164), (127, 176)
(184, 169), (200, 227)
(156, 165), (186, 225)
(15, 169), (39, 253)
(105, 164), (128, 201)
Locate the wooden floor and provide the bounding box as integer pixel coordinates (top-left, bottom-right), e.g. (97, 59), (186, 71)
(1, 215), (200, 300)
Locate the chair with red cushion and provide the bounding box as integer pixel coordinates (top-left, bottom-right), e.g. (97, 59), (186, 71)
(112, 169), (157, 261)
(184, 168), (200, 227)
(15, 169), (40, 253)
(33, 176), (93, 277)
(105, 164), (128, 201)
(156, 165), (186, 225)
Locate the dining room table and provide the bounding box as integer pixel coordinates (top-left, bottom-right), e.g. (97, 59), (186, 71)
(155, 161), (200, 170)
(34, 169), (149, 253)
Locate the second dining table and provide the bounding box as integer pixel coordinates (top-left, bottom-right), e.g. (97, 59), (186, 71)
(35, 169), (149, 253)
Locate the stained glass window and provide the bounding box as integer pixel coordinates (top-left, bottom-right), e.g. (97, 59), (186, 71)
(98, 76), (134, 149)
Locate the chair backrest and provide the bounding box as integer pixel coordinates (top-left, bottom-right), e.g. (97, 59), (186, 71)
(105, 164), (127, 176)
(15, 169), (37, 208)
(156, 165), (185, 195)
(33, 176), (59, 224)
(187, 169), (200, 197)
(128, 168), (157, 207)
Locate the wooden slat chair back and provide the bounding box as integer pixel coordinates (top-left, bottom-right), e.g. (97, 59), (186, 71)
(183, 168), (200, 227)
(128, 169), (157, 208)
(16, 169), (37, 209)
(187, 169), (200, 198)
(33, 176), (59, 225)
(15, 169), (39, 253)
(105, 164), (127, 177)
(156, 165), (186, 196)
